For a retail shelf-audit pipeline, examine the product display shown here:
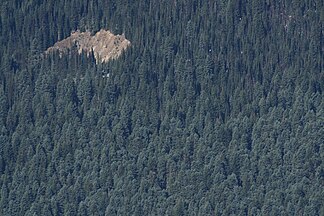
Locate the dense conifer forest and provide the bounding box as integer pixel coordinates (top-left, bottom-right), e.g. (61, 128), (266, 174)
(0, 0), (323, 215)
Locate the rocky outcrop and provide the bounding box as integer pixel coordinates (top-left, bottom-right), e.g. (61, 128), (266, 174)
(45, 29), (131, 63)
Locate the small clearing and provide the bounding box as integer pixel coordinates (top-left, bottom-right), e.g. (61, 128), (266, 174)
(45, 29), (131, 64)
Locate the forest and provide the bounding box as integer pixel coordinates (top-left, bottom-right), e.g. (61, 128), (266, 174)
(0, 0), (323, 215)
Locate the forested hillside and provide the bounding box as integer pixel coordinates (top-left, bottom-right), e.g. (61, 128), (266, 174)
(0, 0), (323, 215)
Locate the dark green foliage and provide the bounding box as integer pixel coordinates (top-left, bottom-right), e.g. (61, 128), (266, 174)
(0, 0), (323, 215)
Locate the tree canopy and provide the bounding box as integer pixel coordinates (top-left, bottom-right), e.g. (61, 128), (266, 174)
(0, 0), (323, 215)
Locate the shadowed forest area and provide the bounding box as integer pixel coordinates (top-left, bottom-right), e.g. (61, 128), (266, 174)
(0, 0), (323, 215)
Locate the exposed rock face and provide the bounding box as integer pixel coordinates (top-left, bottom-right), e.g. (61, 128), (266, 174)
(45, 30), (131, 63)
